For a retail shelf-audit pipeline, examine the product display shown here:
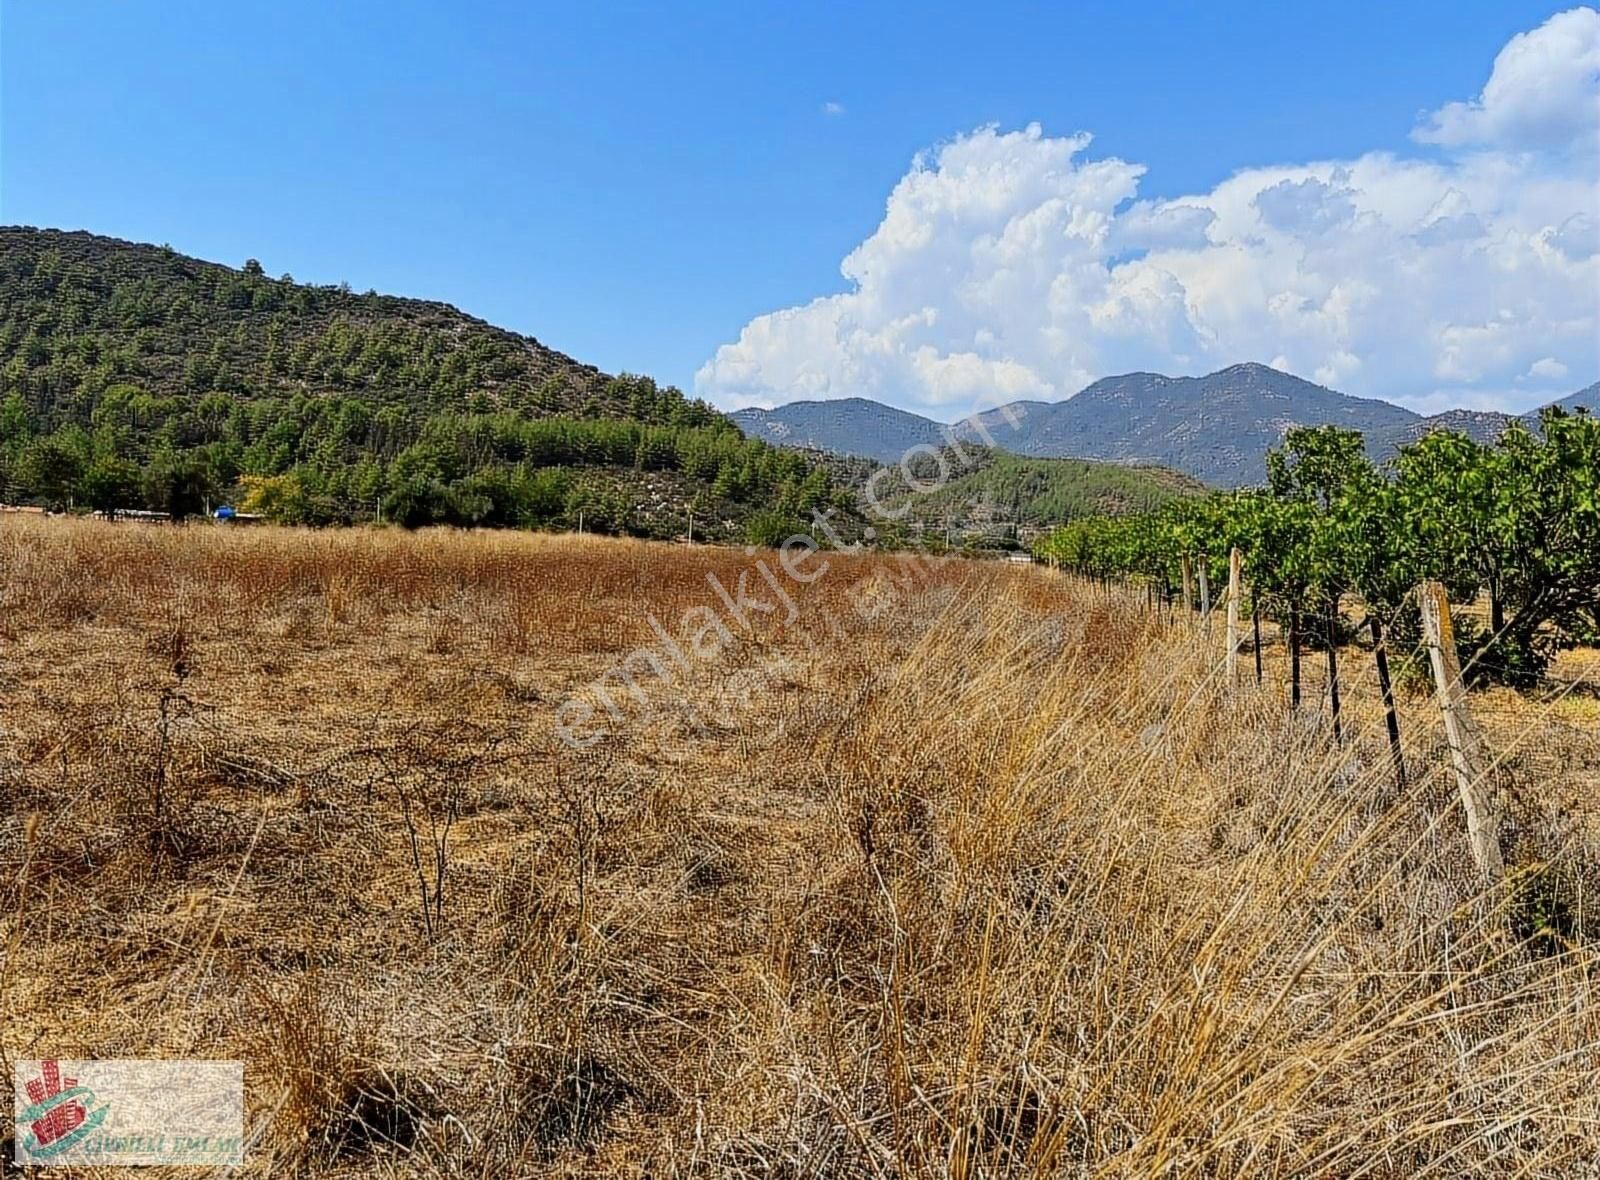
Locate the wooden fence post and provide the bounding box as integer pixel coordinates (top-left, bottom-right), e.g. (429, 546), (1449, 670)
(1371, 614), (1406, 787)
(1419, 580), (1504, 881)
(1225, 548), (1242, 687)
(1289, 606), (1302, 709)
(1325, 597), (1342, 743)
(1181, 556), (1194, 614)
(1197, 560), (1211, 618)
(1252, 597), (1263, 685)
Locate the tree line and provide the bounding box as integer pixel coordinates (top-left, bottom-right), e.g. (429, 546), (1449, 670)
(0, 379), (846, 537)
(1034, 411), (1600, 692)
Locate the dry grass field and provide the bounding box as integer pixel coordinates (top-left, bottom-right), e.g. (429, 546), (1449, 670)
(3, 517), (1600, 1177)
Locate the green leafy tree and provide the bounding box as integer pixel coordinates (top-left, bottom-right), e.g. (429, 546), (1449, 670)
(0, 391), (33, 446)
(81, 456), (143, 516)
(1266, 425), (1371, 512)
(141, 450), (213, 519)
(1396, 414), (1600, 683)
(17, 435), (85, 509)
(745, 509), (807, 548)
(1395, 430), (1509, 627)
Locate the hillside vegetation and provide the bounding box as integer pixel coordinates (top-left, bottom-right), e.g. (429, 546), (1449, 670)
(869, 445), (1203, 547)
(0, 228), (853, 540)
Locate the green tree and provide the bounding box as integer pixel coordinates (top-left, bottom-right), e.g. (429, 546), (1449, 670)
(141, 450), (213, 519)
(81, 456), (143, 516)
(1395, 430), (1509, 628)
(17, 436), (85, 509)
(745, 509), (807, 548)
(1395, 415), (1600, 684)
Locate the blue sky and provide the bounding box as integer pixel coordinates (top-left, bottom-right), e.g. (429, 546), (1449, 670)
(3, 2), (1595, 414)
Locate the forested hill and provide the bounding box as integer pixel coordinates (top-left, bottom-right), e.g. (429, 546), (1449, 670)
(0, 227), (851, 539)
(868, 447), (1204, 544)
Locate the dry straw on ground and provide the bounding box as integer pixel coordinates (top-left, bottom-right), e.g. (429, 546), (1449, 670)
(2, 517), (1598, 1177)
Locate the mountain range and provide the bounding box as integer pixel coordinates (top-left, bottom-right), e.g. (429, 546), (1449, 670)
(6, 227), (1589, 529)
(732, 365), (1598, 486)
(0, 227), (1193, 543)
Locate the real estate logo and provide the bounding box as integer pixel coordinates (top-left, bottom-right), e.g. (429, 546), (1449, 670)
(19, 1060), (109, 1158)
(12, 1059), (244, 1167)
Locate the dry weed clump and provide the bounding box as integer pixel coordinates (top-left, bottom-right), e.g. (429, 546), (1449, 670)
(1, 515), (1598, 1177)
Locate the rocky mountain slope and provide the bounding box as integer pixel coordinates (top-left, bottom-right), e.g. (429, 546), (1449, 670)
(959, 364), (1418, 484)
(729, 397), (951, 464)
(734, 364), (1595, 486)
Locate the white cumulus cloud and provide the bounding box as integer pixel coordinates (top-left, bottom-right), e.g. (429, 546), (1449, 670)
(697, 8), (1600, 416)
(1413, 6), (1600, 151)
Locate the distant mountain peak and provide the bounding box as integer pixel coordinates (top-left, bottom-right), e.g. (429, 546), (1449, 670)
(730, 398), (949, 464)
(730, 363), (1597, 486)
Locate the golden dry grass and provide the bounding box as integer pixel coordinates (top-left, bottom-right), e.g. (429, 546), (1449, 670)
(2, 516), (1599, 1177)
